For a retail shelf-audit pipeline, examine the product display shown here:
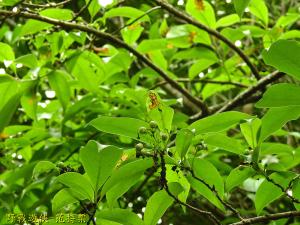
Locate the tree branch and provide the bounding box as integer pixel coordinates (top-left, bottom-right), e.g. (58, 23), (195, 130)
(21, 0), (72, 9)
(230, 211), (300, 225)
(0, 9), (209, 116)
(216, 71), (284, 113)
(152, 0), (261, 80)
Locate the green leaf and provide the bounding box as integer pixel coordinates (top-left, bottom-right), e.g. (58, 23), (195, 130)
(263, 40), (300, 80)
(79, 140), (123, 192)
(104, 7), (150, 23)
(52, 188), (78, 214)
(32, 161), (58, 179)
(106, 173), (142, 207)
(256, 83), (300, 108)
(240, 118), (261, 149)
(56, 172), (94, 201)
(249, 0), (269, 26)
(144, 190), (173, 225)
(97, 209), (144, 225)
(176, 128), (194, 159)
(137, 39), (168, 53)
(260, 106), (300, 142)
(292, 180), (300, 210)
(101, 158), (153, 197)
(191, 158), (224, 197)
(48, 70), (71, 111)
(86, 0), (100, 18)
(21, 9), (73, 36)
(89, 116), (149, 140)
(189, 58), (219, 79)
(189, 111), (251, 135)
(14, 54), (38, 69)
(233, 0), (251, 18)
(186, 0), (216, 29)
(255, 172), (295, 214)
(121, 24), (144, 45)
(0, 42), (15, 62)
(226, 166), (255, 192)
(204, 133), (245, 155)
(216, 14), (240, 28)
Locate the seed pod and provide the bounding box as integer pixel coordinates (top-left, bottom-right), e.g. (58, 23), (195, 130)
(149, 120), (158, 129)
(161, 133), (168, 141)
(135, 143), (144, 151)
(138, 127), (147, 134)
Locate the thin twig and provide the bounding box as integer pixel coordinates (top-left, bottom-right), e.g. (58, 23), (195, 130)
(153, 0), (261, 80)
(152, 78), (249, 89)
(229, 211), (300, 225)
(216, 71), (284, 113)
(0, 9), (209, 116)
(72, 0), (93, 21)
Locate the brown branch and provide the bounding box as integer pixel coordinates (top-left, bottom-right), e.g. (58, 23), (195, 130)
(72, 0), (93, 21)
(216, 71), (284, 113)
(153, 0), (261, 80)
(0, 9), (209, 116)
(230, 211), (300, 225)
(152, 78), (249, 89)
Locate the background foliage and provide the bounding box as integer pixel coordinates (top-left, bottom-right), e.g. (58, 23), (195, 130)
(0, 0), (300, 224)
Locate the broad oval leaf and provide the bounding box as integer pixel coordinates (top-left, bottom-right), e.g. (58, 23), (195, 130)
(176, 128), (194, 158)
(89, 116), (149, 140)
(189, 111), (251, 135)
(52, 188), (78, 214)
(226, 166), (255, 192)
(97, 209), (144, 225)
(144, 190), (173, 225)
(263, 40), (300, 80)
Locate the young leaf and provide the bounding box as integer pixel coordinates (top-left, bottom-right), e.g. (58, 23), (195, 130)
(216, 14), (240, 28)
(226, 166), (255, 192)
(0, 42), (15, 62)
(256, 83), (300, 108)
(240, 118), (261, 149)
(79, 140), (123, 192)
(32, 161), (58, 179)
(144, 190), (173, 225)
(89, 116), (149, 140)
(189, 111), (251, 135)
(56, 172), (94, 201)
(176, 128), (194, 158)
(262, 40), (300, 80)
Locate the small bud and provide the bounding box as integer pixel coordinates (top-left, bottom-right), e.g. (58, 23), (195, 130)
(160, 133), (168, 141)
(138, 127), (147, 134)
(149, 121), (158, 129)
(135, 143), (144, 151)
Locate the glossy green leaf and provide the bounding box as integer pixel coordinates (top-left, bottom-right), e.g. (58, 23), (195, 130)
(256, 83), (300, 108)
(80, 140), (123, 192)
(32, 161), (58, 179)
(101, 158), (153, 197)
(144, 190), (173, 225)
(216, 14), (240, 28)
(240, 118), (261, 149)
(97, 209), (144, 225)
(233, 0), (251, 18)
(255, 172), (295, 214)
(204, 133), (245, 155)
(189, 111), (251, 135)
(226, 166), (255, 192)
(52, 188), (78, 214)
(0, 42), (15, 62)
(48, 70), (71, 110)
(249, 0), (269, 26)
(186, 0), (216, 28)
(263, 40), (300, 80)
(176, 128), (194, 158)
(260, 106), (300, 142)
(292, 180), (300, 210)
(104, 7), (150, 22)
(56, 172), (94, 201)
(86, 0), (100, 18)
(89, 116), (149, 140)
(14, 54), (38, 69)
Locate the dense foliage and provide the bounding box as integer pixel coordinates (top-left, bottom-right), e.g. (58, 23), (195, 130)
(0, 0), (300, 224)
